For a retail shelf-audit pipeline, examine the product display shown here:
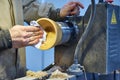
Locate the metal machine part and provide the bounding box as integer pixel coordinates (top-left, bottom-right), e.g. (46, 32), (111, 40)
(81, 3), (120, 74)
(73, 0), (96, 65)
(56, 22), (79, 45)
(16, 0), (120, 80)
(16, 2), (120, 80)
(37, 18), (79, 50)
(55, 3), (120, 74)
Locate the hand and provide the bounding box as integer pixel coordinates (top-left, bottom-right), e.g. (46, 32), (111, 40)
(60, 1), (84, 17)
(9, 25), (43, 48)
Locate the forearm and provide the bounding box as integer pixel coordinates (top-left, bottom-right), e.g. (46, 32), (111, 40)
(23, 0), (53, 22)
(0, 30), (12, 50)
(23, 0), (66, 22)
(48, 8), (67, 21)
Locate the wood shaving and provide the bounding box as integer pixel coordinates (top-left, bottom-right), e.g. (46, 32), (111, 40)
(26, 70), (48, 78)
(50, 69), (68, 79)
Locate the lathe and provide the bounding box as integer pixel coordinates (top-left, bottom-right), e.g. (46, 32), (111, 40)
(16, 0), (120, 80)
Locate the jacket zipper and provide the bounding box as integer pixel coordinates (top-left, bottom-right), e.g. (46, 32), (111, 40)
(8, 0), (18, 78)
(8, 0), (15, 26)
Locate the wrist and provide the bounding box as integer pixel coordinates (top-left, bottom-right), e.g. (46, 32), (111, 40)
(0, 30), (12, 49)
(5, 30), (12, 48)
(56, 8), (62, 18)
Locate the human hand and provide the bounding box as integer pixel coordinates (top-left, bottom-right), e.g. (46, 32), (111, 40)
(9, 25), (43, 48)
(60, 1), (84, 17)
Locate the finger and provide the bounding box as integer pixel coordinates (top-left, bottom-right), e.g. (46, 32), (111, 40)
(30, 31), (43, 37)
(28, 34), (43, 42)
(33, 31), (44, 36)
(24, 30), (43, 38)
(68, 3), (76, 10)
(23, 34), (43, 46)
(24, 32), (34, 38)
(29, 37), (35, 42)
(28, 38), (40, 46)
(75, 2), (84, 9)
(70, 7), (80, 15)
(68, 1), (84, 9)
(70, 11), (80, 15)
(25, 26), (41, 32)
(33, 35), (43, 41)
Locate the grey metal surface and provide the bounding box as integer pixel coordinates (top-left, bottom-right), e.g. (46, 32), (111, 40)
(15, 77), (39, 80)
(54, 3), (120, 74)
(80, 3), (107, 73)
(15, 75), (76, 80)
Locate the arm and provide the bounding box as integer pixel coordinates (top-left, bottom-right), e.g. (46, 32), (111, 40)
(23, 0), (57, 22)
(0, 30), (12, 50)
(23, 0), (84, 22)
(49, 1), (84, 21)
(0, 25), (43, 50)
